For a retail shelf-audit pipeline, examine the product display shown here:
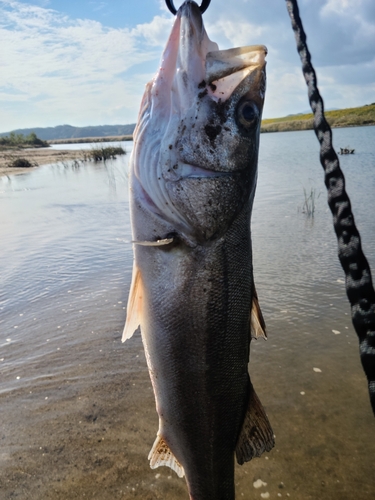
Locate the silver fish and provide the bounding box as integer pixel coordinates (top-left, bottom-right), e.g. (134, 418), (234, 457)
(123, 1), (274, 498)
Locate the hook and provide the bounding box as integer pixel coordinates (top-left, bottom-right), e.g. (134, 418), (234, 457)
(165, 0), (211, 16)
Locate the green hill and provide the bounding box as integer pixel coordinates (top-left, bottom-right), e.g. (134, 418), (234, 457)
(261, 103), (375, 133)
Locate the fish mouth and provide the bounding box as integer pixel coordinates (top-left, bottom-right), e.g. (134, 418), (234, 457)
(178, 163), (233, 179)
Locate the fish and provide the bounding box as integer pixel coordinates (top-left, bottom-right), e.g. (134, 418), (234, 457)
(123, 1), (274, 498)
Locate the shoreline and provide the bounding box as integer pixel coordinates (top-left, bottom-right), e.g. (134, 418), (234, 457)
(1, 120), (373, 178)
(260, 120), (375, 134)
(0, 148), (86, 177)
(48, 134), (133, 144)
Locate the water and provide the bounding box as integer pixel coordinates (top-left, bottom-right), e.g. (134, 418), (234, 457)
(0, 128), (374, 499)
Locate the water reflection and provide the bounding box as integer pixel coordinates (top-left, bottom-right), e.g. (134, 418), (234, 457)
(1, 128), (374, 499)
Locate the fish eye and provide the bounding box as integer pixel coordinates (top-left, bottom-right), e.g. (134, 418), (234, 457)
(237, 101), (259, 129)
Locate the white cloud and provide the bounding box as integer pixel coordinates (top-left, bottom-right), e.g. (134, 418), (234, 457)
(0, 0), (374, 130)
(131, 15), (173, 46)
(321, 0), (357, 15)
(0, 0), (171, 130)
(206, 18), (265, 49)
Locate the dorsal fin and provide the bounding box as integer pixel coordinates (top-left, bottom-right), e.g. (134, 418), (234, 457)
(250, 286), (267, 340)
(148, 434), (185, 478)
(236, 383), (275, 464)
(122, 263), (143, 342)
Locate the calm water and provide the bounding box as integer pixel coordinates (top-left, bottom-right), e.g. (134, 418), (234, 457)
(1, 128), (374, 499)
(1, 142), (133, 390)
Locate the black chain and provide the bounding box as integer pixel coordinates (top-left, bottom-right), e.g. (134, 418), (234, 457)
(165, 0), (211, 15)
(285, 0), (375, 415)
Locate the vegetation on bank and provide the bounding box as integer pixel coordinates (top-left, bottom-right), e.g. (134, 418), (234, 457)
(83, 146), (126, 161)
(3, 156), (37, 169)
(0, 132), (49, 149)
(0, 146), (126, 172)
(261, 103), (375, 133)
(49, 135), (133, 145)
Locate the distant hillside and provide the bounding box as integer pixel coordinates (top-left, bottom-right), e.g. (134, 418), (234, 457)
(1, 103), (374, 140)
(0, 124), (136, 141)
(261, 103), (375, 133)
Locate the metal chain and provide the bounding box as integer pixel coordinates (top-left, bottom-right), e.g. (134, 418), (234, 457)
(165, 0), (211, 15)
(285, 0), (375, 415)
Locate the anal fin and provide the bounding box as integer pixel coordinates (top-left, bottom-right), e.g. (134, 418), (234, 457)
(122, 263), (143, 342)
(236, 384), (275, 465)
(148, 433), (185, 478)
(250, 286), (267, 340)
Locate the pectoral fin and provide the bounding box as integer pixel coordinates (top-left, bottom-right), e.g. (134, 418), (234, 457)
(122, 263), (143, 342)
(250, 286), (267, 340)
(148, 434), (185, 478)
(235, 384), (275, 464)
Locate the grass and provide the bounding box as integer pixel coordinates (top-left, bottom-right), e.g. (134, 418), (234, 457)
(48, 135), (133, 145)
(261, 103), (375, 133)
(302, 187), (320, 217)
(58, 146), (126, 168)
(3, 154), (38, 169)
(82, 146), (126, 162)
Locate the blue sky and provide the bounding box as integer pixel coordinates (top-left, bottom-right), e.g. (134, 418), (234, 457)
(0, 0), (374, 132)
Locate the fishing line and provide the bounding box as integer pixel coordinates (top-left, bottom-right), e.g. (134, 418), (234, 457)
(285, 0), (375, 415)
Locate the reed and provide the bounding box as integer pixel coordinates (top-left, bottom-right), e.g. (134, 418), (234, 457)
(84, 146), (126, 162)
(302, 187), (320, 217)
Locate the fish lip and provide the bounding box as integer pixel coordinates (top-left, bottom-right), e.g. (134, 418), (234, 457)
(176, 162), (235, 179)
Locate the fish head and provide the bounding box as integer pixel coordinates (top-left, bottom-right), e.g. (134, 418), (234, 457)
(131, 0), (267, 244)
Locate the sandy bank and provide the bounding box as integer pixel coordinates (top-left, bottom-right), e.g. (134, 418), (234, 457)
(0, 148), (84, 177)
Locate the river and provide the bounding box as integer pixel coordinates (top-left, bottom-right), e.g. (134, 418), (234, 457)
(1, 127), (374, 499)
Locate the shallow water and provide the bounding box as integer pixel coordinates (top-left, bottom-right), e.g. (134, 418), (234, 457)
(0, 128), (374, 499)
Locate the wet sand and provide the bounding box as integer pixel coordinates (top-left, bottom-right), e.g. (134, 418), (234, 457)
(0, 148), (84, 176)
(1, 316), (374, 500)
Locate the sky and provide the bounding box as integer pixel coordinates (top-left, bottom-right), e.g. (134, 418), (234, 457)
(0, 0), (374, 133)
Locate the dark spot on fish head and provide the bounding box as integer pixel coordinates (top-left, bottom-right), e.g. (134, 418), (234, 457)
(205, 124), (222, 143)
(209, 83), (217, 92)
(198, 80), (206, 89)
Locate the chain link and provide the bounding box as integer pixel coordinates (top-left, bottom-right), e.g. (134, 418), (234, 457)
(286, 0), (375, 415)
